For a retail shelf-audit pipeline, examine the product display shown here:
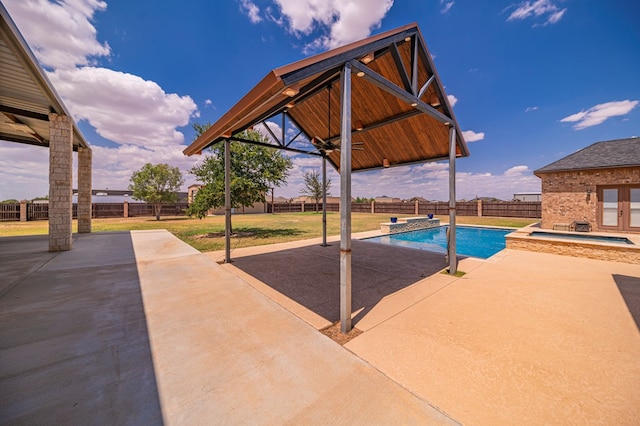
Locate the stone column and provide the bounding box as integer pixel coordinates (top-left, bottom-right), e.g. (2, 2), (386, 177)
(415, 199), (419, 215)
(48, 113), (73, 251)
(20, 200), (27, 222)
(124, 201), (129, 218)
(477, 199), (483, 217)
(371, 201), (375, 214)
(77, 147), (92, 233)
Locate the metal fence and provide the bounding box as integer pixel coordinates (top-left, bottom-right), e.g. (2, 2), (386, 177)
(0, 202), (189, 221)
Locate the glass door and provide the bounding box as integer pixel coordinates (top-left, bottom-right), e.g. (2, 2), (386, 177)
(601, 188), (620, 229)
(629, 187), (640, 230)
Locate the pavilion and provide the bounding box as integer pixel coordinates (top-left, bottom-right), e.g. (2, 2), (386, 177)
(184, 23), (469, 331)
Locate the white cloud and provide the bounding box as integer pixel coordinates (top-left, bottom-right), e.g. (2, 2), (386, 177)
(506, 0), (567, 26)
(560, 100), (639, 130)
(504, 165), (530, 176)
(439, 1), (454, 14)
(271, 0), (394, 52)
(2, 0), (202, 200)
(48, 67), (198, 147)
(447, 94), (458, 107)
(3, 0), (110, 69)
(525, 106), (538, 112)
(239, 0), (262, 23)
(462, 130), (485, 142)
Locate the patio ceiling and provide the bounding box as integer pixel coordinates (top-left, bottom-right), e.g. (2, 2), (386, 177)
(184, 23), (469, 172)
(0, 3), (88, 151)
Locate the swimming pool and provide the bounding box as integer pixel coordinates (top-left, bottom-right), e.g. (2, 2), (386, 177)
(365, 226), (513, 259)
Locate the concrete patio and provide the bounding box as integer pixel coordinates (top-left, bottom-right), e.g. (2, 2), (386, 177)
(0, 231), (455, 424)
(2, 230), (640, 424)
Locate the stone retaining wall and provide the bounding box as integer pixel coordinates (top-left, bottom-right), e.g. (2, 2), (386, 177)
(506, 234), (640, 264)
(381, 217), (440, 234)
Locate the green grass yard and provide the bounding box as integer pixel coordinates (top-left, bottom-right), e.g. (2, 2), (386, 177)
(0, 212), (538, 252)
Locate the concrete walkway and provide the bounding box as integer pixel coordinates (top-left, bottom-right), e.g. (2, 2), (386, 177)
(0, 231), (456, 424)
(345, 250), (640, 425)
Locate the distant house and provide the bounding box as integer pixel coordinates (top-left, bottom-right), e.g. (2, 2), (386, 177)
(375, 196), (401, 203)
(534, 137), (640, 233)
(292, 195), (341, 204)
(513, 192), (541, 202)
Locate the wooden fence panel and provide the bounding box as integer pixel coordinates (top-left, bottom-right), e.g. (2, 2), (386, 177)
(0, 203), (20, 222)
(482, 201), (541, 218)
(373, 202), (415, 214)
(351, 203), (371, 213)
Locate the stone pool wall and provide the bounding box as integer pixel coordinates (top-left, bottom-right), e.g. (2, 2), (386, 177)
(381, 217), (440, 234)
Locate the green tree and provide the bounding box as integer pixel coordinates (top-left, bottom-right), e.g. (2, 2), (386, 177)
(129, 163), (184, 220)
(187, 126), (293, 229)
(300, 170), (331, 212)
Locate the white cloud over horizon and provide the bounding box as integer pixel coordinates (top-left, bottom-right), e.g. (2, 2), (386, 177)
(272, 158), (540, 202)
(560, 100), (639, 130)
(506, 0), (567, 26)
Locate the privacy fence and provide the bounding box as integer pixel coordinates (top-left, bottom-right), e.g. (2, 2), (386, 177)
(1, 201), (189, 222)
(268, 200), (541, 218)
(1, 200), (541, 222)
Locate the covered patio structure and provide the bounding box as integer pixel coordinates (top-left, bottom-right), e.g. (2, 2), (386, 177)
(184, 23), (469, 331)
(0, 3), (92, 251)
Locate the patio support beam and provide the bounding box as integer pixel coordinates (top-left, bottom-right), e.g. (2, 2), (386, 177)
(339, 62), (353, 333)
(448, 125), (457, 274)
(224, 138), (232, 263)
(48, 113), (73, 252)
(77, 146), (92, 233)
(322, 155), (328, 247)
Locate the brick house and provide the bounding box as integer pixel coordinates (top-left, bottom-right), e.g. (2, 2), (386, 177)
(534, 137), (640, 233)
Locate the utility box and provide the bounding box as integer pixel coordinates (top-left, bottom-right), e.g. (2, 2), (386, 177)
(573, 221), (591, 232)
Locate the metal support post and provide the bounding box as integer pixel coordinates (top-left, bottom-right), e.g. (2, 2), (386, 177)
(448, 125), (457, 274)
(340, 63), (352, 333)
(224, 138), (232, 263)
(322, 155), (327, 247)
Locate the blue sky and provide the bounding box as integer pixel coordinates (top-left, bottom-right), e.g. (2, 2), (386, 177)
(1, 0), (638, 201)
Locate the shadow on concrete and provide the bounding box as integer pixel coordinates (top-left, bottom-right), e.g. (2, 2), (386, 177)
(0, 233), (163, 424)
(231, 239), (457, 325)
(613, 274), (640, 331)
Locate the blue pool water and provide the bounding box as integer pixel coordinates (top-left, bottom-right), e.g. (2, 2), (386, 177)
(365, 226), (513, 259)
(530, 231), (633, 245)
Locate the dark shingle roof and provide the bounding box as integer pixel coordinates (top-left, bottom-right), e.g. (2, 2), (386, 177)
(534, 137), (640, 175)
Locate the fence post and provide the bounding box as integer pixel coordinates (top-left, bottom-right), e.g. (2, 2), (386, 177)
(20, 200), (28, 222)
(301, 201), (305, 213)
(415, 200), (419, 215)
(123, 201), (129, 218)
(371, 201), (375, 214)
(477, 199), (483, 217)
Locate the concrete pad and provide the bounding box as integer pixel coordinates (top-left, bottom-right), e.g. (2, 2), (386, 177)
(227, 239), (452, 327)
(345, 249), (640, 424)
